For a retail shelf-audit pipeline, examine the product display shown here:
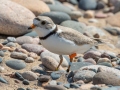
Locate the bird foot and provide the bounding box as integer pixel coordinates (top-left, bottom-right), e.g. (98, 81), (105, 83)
(66, 69), (70, 72)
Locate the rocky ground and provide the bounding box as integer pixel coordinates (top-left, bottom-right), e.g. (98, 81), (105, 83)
(1, 0), (120, 90)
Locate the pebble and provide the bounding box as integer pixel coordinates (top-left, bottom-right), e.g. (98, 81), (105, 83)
(6, 59), (26, 70)
(39, 75), (51, 82)
(78, 0), (97, 10)
(73, 70), (96, 83)
(15, 72), (24, 81)
(22, 71), (38, 81)
(0, 50), (5, 57)
(41, 56), (64, 71)
(15, 48), (28, 54)
(28, 52), (38, 59)
(10, 52), (27, 60)
(40, 11), (71, 24)
(2, 40), (9, 45)
(96, 1), (105, 10)
(84, 58), (96, 65)
(25, 57), (34, 63)
(41, 50), (68, 67)
(70, 83), (80, 88)
(51, 70), (66, 80)
(44, 85), (66, 90)
(80, 84), (94, 90)
(0, 58), (2, 63)
(93, 71), (120, 85)
(98, 62), (112, 67)
(64, 83), (70, 89)
(84, 10), (95, 18)
(22, 44), (45, 55)
(31, 66), (46, 74)
(88, 18), (98, 23)
(78, 57), (85, 62)
(57, 82), (63, 85)
(17, 88), (25, 90)
(97, 58), (111, 64)
(101, 53), (111, 59)
(95, 12), (108, 18)
(90, 86), (102, 90)
(69, 0), (78, 5)
(24, 31), (38, 37)
(6, 42), (16, 47)
(0, 76), (8, 83)
(49, 80), (57, 85)
(70, 62), (93, 71)
(23, 79), (29, 85)
(60, 20), (86, 33)
(75, 80), (85, 85)
(7, 37), (16, 42)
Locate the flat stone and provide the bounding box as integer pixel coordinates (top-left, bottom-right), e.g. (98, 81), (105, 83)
(0, 77), (8, 83)
(39, 75), (51, 82)
(44, 85), (66, 90)
(6, 59), (26, 70)
(25, 57), (34, 63)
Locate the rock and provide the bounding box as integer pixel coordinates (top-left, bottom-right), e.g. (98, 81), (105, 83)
(7, 37), (16, 42)
(44, 85), (66, 90)
(0, 0), (35, 36)
(15, 48), (28, 54)
(2, 40), (9, 45)
(31, 66), (45, 73)
(57, 82), (63, 85)
(6, 42), (16, 47)
(78, 57), (85, 62)
(96, 1), (105, 10)
(16, 36), (39, 45)
(68, 11), (82, 20)
(22, 71), (38, 81)
(43, 0), (55, 4)
(39, 75), (50, 82)
(90, 86), (102, 90)
(78, 0), (97, 10)
(95, 12), (108, 18)
(41, 56), (64, 71)
(97, 58), (111, 64)
(80, 65), (120, 76)
(10, 52), (27, 60)
(73, 70), (96, 83)
(70, 83), (80, 88)
(63, 2), (77, 11)
(83, 50), (101, 60)
(15, 72), (24, 81)
(84, 58), (96, 65)
(70, 62), (93, 71)
(0, 51), (4, 57)
(80, 84), (94, 90)
(69, 0), (78, 5)
(41, 50), (68, 67)
(6, 59), (26, 70)
(49, 80), (57, 85)
(17, 88), (25, 90)
(106, 12), (120, 27)
(40, 12), (71, 24)
(75, 80), (85, 85)
(88, 18), (98, 23)
(0, 77), (7, 83)
(0, 58), (3, 63)
(101, 52), (111, 59)
(84, 10), (95, 18)
(22, 44), (45, 55)
(25, 57), (34, 63)
(12, 0), (50, 16)
(23, 79), (29, 85)
(28, 52), (38, 59)
(93, 71), (120, 85)
(60, 20), (86, 33)
(51, 70), (66, 80)
(112, 1), (120, 13)
(98, 62), (112, 67)
(64, 83), (70, 89)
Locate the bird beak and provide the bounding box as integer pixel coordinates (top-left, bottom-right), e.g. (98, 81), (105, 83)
(28, 24), (36, 30)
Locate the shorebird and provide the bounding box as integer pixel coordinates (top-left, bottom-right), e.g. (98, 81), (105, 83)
(28, 16), (98, 72)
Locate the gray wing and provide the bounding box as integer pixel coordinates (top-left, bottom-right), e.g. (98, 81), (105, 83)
(57, 25), (97, 46)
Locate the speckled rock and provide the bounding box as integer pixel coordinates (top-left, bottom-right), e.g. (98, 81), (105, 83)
(25, 57), (34, 63)
(60, 20), (86, 33)
(6, 59), (26, 70)
(93, 71), (120, 85)
(10, 52), (27, 60)
(22, 44), (45, 55)
(41, 56), (64, 71)
(16, 36), (39, 45)
(12, 0), (50, 16)
(73, 70), (96, 83)
(22, 71), (38, 81)
(0, 0), (35, 36)
(40, 50), (68, 67)
(40, 12), (71, 24)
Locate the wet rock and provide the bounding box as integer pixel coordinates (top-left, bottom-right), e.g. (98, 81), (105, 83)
(73, 70), (96, 83)
(39, 75), (50, 82)
(98, 62), (112, 67)
(10, 52), (27, 60)
(22, 71), (38, 81)
(25, 57), (34, 63)
(6, 59), (26, 70)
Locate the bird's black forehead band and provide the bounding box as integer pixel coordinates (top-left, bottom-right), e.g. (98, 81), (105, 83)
(35, 18), (40, 21)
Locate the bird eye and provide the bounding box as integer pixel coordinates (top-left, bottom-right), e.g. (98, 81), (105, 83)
(41, 21), (46, 25)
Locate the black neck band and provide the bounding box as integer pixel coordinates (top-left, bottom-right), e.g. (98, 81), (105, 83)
(39, 25), (58, 40)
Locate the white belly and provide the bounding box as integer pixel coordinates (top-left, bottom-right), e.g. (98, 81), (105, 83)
(40, 34), (92, 55)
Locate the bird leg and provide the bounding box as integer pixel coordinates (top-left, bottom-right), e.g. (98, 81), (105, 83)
(56, 55), (63, 71)
(67, 53), (77, 72)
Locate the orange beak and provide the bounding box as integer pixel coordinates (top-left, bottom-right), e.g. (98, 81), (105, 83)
(28, 24), (36, 30)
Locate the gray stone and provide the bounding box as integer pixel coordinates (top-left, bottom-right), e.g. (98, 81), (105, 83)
(0, 76), (8, 83)
(6, 42), (16, 47)
(0, 58), (3, 63)
(49, 80), (57, 85)
(7, 37), (16, 42)
(40, 12), (71, 24)
(6, 59), (26, 70)
(73, 70), (96, 83)
(44, 85), (66, 90)
(0, 0), (35, 36)
(23, 79), (29, 85)
(98, 62), (112, 67)
(2, 40), (9, 45)
(0, 51), (4, 57)
(60, 20), (86, 33)
(39, 75), (50, 82)
(22, 71), (38, 81)
(64, 83), (70, 89)
(79, 0), (97, 10)
(69, 0), (78, 5)
(70, 83), (80, 88)
(10, 52), (27, 60)
(22, 44), (45, 55)
(25, 57), (34, 63)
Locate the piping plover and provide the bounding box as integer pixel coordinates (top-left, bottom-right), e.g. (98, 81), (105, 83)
(28, 16), (98, 72)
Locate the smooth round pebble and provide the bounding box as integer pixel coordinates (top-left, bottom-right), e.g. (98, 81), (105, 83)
(97, 58), (111, 64)
(84, 58), (96, 65)
(7, 37), (16, 42)
(31, 66), (46, 74)
(23, 79), (29, 85)
(6, 59), (26, 70)
(44, 85), (66, 90)
(0, 76), (8, 83)
(6, 42), (16, 47)
(73, 70), (96, 83)
(2, 40), (9, 45)
(17, 88), (25, 90)
(49, 80), (57, 85)
(39, 75), (50, 82)
(64, 83), (70, 89)
(98, 62), (112, 67)
(0, 58), (3, 63)
(28, 52), (38, 59)
(25, 57), (34, 63)
(78, 57), (84, 62)
(0, 51), (4, 57)
(22, 71), (38, 81)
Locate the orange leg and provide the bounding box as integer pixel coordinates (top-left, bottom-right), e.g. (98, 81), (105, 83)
(66, 53), (77, 72)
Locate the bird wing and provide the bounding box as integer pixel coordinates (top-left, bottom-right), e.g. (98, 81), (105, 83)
(57, 25), (97, 46)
